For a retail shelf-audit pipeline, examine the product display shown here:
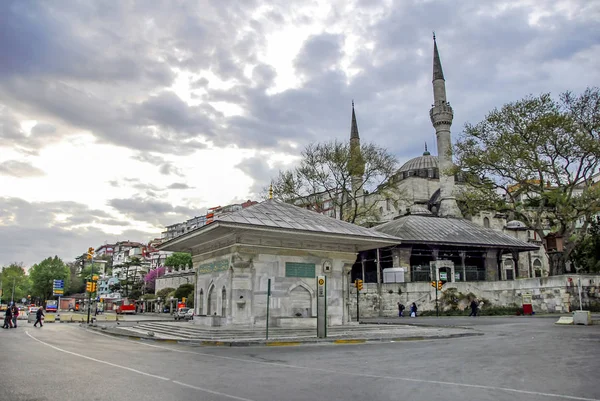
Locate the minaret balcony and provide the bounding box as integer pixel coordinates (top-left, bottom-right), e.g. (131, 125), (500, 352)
(429, 103), (454, 125)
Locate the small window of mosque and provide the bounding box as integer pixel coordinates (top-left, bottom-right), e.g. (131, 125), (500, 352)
(483, 217), (490, 228)
(386, 199), (391, 211)
(379, 206), (384, 215)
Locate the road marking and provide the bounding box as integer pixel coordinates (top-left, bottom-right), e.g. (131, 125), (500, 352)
(25, 331), (257, 401)
(85, 328), (599, 401)
(172, 381), (255, 401)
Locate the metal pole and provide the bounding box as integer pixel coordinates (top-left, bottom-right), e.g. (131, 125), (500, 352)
(356, 279), (360, 322)
(578, 277), (583, 311)
(435, 283), (439, 317)
(11, 278), (16, 304)
(87, 257), (94, 324)
(266, 278), (271, 340)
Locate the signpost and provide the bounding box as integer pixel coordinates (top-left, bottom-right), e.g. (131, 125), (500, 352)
(317, 276), (326, 338)
(53, 279), (64, 312)
(431, 280), (444, 317)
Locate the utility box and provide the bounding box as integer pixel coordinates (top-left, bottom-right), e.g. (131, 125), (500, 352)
(572, 310), (592, 326)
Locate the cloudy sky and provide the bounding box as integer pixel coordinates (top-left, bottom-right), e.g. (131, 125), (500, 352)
(1, 0), (598, 267)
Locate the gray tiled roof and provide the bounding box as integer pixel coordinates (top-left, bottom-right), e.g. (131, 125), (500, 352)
(373, 215), (538, 250)
(219, 200), (402, 241)
(398, 155), (439, 172)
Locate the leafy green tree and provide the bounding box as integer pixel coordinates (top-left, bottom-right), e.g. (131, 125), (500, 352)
(571, 216), (600, 273)
(271, 140), (402, 224)
(165, 253), (193, 271)
(453, 88), (600, 275)
(29, 256), (69, 302)
(156, 287), (175, 299)
(66, 262), (85, 295)
(174, 283), (194, 300)
(0, 263), (31, 304)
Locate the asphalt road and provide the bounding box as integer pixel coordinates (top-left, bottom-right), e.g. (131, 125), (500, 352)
(1, 318), (599, 401)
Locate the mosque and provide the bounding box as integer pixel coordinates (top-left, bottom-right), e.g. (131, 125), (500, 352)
(343, 36), (549, 283)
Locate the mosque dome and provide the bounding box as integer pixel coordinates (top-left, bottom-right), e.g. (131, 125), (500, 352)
(398, 153), (439, 173)
(506, 220), (528, 229)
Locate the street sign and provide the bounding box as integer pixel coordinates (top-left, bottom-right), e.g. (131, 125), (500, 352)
(440, 272), (447, 281)
(53, 279), (65, 296)
(317, 276), (325, 297)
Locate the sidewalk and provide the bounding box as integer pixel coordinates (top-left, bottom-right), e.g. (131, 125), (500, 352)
(84, 320), (482, 347)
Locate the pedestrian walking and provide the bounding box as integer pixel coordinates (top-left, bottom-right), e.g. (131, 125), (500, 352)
(34, 306), (45, 327)
(397, 302), (405, 317)
(11, 304), (19, 328)
(410, 302), (418, 317)
(3, 306), (14, 329)
(469, 298), (478, 317)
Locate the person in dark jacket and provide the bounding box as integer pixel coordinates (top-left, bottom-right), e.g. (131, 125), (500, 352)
(469, 298), (478, 317)
(34, 306), (45, 327)
(11, 304), (19, 328)
(3, 306), (13, 329)
(410, 302), (418, 317)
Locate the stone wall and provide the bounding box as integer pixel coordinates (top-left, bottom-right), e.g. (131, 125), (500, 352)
(348, 274), (600, 319)
(155, 271), (195, 294)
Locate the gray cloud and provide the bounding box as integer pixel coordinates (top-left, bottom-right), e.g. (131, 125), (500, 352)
(0, 160), (45, 177)
(108, 196), (199, 227)
(0, 197), (155, 266)
(168, 183), (193, 190)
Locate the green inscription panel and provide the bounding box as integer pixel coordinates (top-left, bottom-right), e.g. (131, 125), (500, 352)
(285, 262), (316, 278)
(197, 259), (229, 274)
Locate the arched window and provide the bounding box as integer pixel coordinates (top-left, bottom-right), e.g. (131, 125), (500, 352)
(221, 287), (227, 317)
(533, 259), (542, 278)
(379, 206), (384, 214)
(483, 217), (490, 228)
(207, 285), (216, 315)
(503, 259), (514, 280)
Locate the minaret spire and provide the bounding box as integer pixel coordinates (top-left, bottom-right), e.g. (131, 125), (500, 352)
(433, 33), (445, 81)
(349, 100), (364, 196)
(429, 34), (461, 218)
(351, 100), (359, 140)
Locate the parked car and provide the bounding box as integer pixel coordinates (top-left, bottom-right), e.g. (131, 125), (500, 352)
(174, 307), (193, 321)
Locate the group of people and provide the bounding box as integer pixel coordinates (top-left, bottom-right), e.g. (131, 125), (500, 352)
(396, 298), (482, 317)
(397, 302), (418, 317)
(2, 304), (20, 329)
(3, 304), (45, 329)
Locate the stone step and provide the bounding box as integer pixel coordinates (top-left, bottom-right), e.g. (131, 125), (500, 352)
(135, 323), (318, 339)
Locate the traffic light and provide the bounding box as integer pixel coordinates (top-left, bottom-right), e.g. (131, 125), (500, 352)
(87, 247), (95, 260)
(437, 281), (443, 291)
(92, 275), (99, 281)
(86, 282), (92, 292)
(92, 283), (97, 292)
(355, 279), (363, 291)
(182, 297), (186, 303)
(430, 281), (436, 288)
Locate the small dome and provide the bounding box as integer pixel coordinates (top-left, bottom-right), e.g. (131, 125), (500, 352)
(506, 220), (527, 229)
(398, 155), (439, 173)
(410, 204), (432, 215)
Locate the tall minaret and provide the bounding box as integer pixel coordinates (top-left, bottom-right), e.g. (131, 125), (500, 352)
(430, 34), (462, 218)
(349, 101), (364, 195)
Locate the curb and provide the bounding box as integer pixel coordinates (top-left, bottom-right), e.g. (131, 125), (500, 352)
(83, 325), (483, 347)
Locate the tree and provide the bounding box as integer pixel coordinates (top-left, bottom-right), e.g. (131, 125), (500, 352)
(173, 283), (194, 300)
(0, 263), (31, 304)
(156, 287), (175, 299)
(29, 256), (69, 302)
(453, 88), (600, 275)
(571, 216), (600, 273)
(164, 253), (193, 272)
(271, 140), (402, 224)
(144, 267), (165, 293)
(66, 262), (85, 295)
